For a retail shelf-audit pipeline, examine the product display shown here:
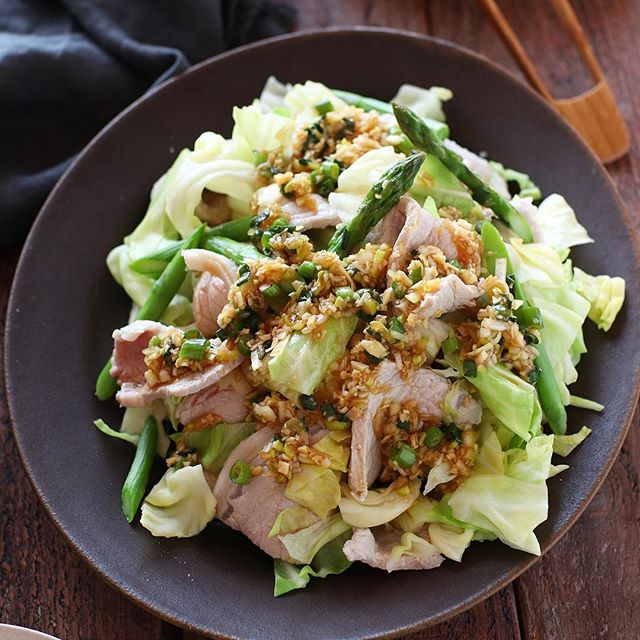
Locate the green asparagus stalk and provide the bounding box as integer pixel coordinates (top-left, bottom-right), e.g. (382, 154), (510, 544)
(130, 217), (252, 278)
(95, 224), (205, 401)
(481, 222), (566, 434)
(202, 236), (264, 265)
(327, 153), (425, 258)
(333, 89), (449, 139)
(393, 103), (534, 243)
(121, 416), (158, 523)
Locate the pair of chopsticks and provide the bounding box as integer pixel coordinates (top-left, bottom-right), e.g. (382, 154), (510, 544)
(478, 0), (629, 164)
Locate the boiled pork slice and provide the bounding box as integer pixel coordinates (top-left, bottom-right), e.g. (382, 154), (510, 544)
(254, 183), (342, 230)
(111, 320), (167, 385)
(175, 368), (252, 426)
(213, 427), (300, 561)
(343, 527), (443, 571)
(183, 248), (238, 338)
(349, 361), (480, 501)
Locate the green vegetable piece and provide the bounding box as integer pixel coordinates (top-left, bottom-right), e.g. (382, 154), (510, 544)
(393, 104), (533, 242)
(129, 217), (253, 277)
(262, 283), (282, 299)
(325, 418), (350, 431)
(203, 236), (263, 266)
(335, 286), (355, 301)
(463, 359), (477, 378)
(396, 419), (411, 432)
(424, 426), (444, 448)
(327, 153), (425, 258)
(410, 266), (422, 283)
(299, 394), (318, 411)
(391, 281), (405, 298)
(315, 100), (334, 115)
(514, 305), (543, 330)
(183, 423), (255, 474)
(297, 261), (318, 281)
(96, 225), (205, 401)
(121, 417), (158, 523)
(390, 443), (417, 469)
(236, 335), (251, 357)
(480, 221), (566, 435)
(441, 336), (460, 356)
(229, 460), (252, 485)
(179, 338), (207, 360)
(387, 316), (405, 335)
(268, 316), (358, 396)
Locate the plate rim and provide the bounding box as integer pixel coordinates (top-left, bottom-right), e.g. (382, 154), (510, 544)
(5, 26), (640, 639)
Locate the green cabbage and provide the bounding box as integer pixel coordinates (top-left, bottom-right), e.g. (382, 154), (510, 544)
(268, 315), (357, 396)
(268, 506), (316, 537)
(391, 84), (452, 123)
(121, 402), (170, 457)
(279, 514), (351, 564)
(257, 76), (289, 112)
(140, 465), (216, 538)
(393, 495), (437, 532)
(232, 104), (293, 155)
(448, 435), (554, 555)
(427, 523), (474, 562)
(182, 422), (255, 474)
(387, 531), (441, 570)
(553, 426), (591, 457)
(573, 267), (626, 331)
(93, 419), (138, 446)
(466, 365), (541, 441)
(285, 464), (341, 520)
(536, 194), (593, 251)
(339, 482), (420, 528)
(489, 161), (541, 200)
(312, 431), (350, 472)
(284, 81), (348, 124)
(328, 146), (405, 222)
(273, 529), (352, 596)
(508, 238), (567, 287)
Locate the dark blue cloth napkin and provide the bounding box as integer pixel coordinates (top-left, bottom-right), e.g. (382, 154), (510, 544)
(0, 0), (296, 249)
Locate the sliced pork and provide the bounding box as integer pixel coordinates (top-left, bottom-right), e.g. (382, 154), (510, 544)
(175, 368), (252, 426)
(255, 183), (342, 230)
(349, 361), (480, 501)
(183, 249), (238, 338)
(214, 427), (300, 562)
(385, 197), (482, 281)
(111, 320), (166, 385)
(343, 527), (443, 571)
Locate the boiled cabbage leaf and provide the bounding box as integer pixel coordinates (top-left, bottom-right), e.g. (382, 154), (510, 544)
(573, 267), (625, 331)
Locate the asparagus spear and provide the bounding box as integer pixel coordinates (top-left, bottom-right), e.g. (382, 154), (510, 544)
(481, 222), (567, 434)
(333, 89), (449, 139)
(202, 236), (264, 265)
(393, 103), (534, 243)
(327, 153), (425, 258)
(130, 217), (252, 278)
(121, 416), (158, 523)
(95, 224), (205, 401)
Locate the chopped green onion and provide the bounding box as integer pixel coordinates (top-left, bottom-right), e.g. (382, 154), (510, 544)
(387, 316), (405, 335)
(262, 283), (283, 299)
(449, 259), (462, 269)
(361, 299), (379, 316)
(149, 335), (162, 347)
(396, 418), (411, 432)
(183, 329), (201, 340)
(442, 336), (460, 357)
(321, 160), (341, 181)
(229, 460), (252, 485)
(391, 281), (405, 298)
(325, 419), (350, 431)
(524, 332), (539, 345)
(335, 286), (355, 301)
(237, 263), (251, 286)
(299, 394), (318, 411)
(216, 326), (231, 341)
(179, 338), (207, 361)
(528, 367), (540, 385)
(424, 426), (444, 448)
(315, 100), (334, 115)
(270, 216), (289, 229)
(410, 266), (423, 284)
(443, 424), (462, 443)
(477, 293), (490, 307)
(236, 335), (251, 357)
(297, 261), (318, 281)
(494, 302), (511, 320)
(390, 443), (417, 469)
(321, 404), (338, 419)
(463, 359), (477, 378)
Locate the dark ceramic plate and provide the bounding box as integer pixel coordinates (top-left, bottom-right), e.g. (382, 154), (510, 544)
(6, 28), (640, 640)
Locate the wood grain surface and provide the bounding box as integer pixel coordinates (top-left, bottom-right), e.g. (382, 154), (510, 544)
(1, 1), (638, 638)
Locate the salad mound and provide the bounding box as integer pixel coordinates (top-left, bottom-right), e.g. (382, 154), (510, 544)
(95, 78), (626, 596)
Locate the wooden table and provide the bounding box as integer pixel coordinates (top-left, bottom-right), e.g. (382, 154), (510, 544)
(1, 1), (638, 638)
